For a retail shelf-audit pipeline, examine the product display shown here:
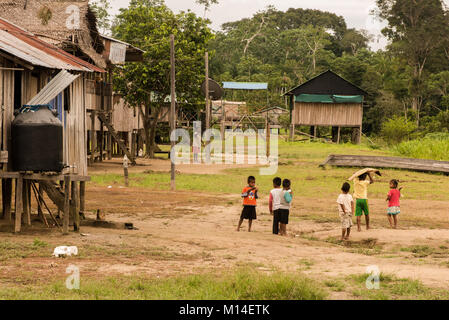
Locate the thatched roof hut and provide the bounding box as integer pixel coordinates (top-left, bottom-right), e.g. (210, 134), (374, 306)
(0, 0), (106, 68)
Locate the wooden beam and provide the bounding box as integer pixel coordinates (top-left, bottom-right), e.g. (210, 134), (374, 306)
(15, 177), (23, 233)
(337, 126), (341, 144)
(321, 154), (449, 174)
(79, 181), (86, 219)
(22, 180), (31, 226)
(71, 181), (80, 232)
(63, 176), (71, 235)
(2, 179), (12, 221)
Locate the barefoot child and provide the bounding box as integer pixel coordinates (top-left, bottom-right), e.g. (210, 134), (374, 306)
(269, 177), (283, 235)
(386, 179), (402, 229)
(278, 179), (293, 236)
(337, 182), (354, 240)
(352, 173), (374, 231)
(237, 176), (258, 232)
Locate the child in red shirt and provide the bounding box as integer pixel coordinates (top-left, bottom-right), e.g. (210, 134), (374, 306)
(386, 179), (402, 229)
(237, 176), (258, 232)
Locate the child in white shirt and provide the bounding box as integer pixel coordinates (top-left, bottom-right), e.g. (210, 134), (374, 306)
(337, 182), (354, 241)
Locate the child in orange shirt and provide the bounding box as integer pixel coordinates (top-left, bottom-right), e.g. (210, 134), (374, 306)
(237, 176), (259, 232)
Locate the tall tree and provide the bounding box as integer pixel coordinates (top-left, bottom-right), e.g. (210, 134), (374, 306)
(376, 0), (449, 123)
(112, 0), (213, 157)
(195, 0), (219, 18)
(90, 0), (111, 34)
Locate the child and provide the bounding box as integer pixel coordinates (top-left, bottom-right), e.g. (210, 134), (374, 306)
(269, 177), (283, 235)
(278, 179), (293, 236)
(237, 176), (258, 232)
(351, 173), (374, 232)
(386, 179), (402, 229)
(337, 182), (354, 241)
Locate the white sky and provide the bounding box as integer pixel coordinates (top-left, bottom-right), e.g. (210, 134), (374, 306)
(106, 0), (449, 51)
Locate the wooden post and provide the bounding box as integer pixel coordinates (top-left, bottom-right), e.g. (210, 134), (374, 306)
(37, 184), (43, 217)
(358, 125), (362, 144)
(107, 132), (112, 160)
(71, 181), (80, 232)
(170, 34), (176, 192)
(337, 126), (341, 144)
(205, 52), (210, 131)
(63, 176), (71, 235)
(90, 111), (97, 164)
(2, 179), (12, 221)
(14, 177), (23, 233)
(79, 181), (86, 219)
(22, 180), (31, 226)
(313, 126), (317, 139)
(266, 113), (270, 158)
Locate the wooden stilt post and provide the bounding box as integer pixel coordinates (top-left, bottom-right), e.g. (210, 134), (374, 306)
(37, 184), (43, 217)
(15, 177), (23, 233)
(90, 111), (96, 164)
(22, 180), (30, 226)
(107, 132), (112, 160)
(80, 181), (86, 220)
(63, 176), (71, 235)
(71, 181), (80, 232)
(337, 126), (341, 144)
(170, 34), (176, 191)
(4, 179), (12, 221)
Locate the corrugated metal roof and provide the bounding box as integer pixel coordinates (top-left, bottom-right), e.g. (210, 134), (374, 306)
(27, 70), (80, 105)
(222, 82), (268, 90)
(0, 18), (105, 73)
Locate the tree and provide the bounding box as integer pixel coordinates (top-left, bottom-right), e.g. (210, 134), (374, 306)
(195, 0), (218, 18)
(112, 0), (213, 157)
(376, 0), (449, 124)
(90, 0), (111, 34)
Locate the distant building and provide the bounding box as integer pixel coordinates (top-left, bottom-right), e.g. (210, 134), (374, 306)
(285, 70), (367, 143)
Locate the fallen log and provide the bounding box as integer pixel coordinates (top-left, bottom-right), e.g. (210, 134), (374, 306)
(320, 154), (449, 174)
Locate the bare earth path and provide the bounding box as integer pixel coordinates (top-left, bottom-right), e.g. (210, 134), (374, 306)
(2, 184), (449, 299)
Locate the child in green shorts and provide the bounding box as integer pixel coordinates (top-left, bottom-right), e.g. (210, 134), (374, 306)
(351, 173), (374, 232)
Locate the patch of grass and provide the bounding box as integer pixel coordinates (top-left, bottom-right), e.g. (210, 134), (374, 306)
(326, 237), (383, 256)
(0, 269), (328, 300)
(324, 280), (345, 292)
(0, 241), (51, 261)
(348, 273), (449, 300)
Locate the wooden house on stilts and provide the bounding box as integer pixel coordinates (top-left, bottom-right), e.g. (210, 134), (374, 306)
(0, 0), (144, 166)
(0, 17), (106, 233)
(285, 70), (367, 144)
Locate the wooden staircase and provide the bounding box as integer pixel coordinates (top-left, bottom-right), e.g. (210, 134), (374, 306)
(97, 113), (136, 165)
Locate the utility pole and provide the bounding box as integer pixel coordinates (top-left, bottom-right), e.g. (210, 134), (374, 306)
(205, 51), (210, 131)
(170, 34), (176, 191)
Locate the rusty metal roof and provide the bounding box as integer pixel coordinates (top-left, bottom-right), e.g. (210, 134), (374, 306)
(0, 18), (105, 73)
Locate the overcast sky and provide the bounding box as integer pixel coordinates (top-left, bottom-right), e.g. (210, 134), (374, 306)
(106, 0), (449, 51)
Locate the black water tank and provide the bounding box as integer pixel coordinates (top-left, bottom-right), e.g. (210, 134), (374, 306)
(12, 105), (64, 172)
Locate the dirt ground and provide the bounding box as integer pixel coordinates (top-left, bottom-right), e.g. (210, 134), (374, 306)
(1, 159), (449, 299)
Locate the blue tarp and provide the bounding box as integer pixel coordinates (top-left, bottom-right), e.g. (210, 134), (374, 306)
(222, 82), (268, 90)
(295, 94), (363, 104)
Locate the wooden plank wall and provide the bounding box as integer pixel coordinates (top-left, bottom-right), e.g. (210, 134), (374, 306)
(67, 76), (88, 176)
(0, 58), (14, 171)
(111, 95), (143, 132)
(293, 102), (363, 127)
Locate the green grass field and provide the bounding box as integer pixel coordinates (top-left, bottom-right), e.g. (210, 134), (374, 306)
(92, 140), (449, 201)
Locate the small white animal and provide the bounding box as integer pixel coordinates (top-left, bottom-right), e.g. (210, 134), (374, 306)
(52, 246), (78, 258)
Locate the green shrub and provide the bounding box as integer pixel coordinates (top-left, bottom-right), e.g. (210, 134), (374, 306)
(394, 133), (449, 161)
(381, 116), (417, 145)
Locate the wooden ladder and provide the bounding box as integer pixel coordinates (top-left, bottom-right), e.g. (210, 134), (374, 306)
(97, 113), (136, 165)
